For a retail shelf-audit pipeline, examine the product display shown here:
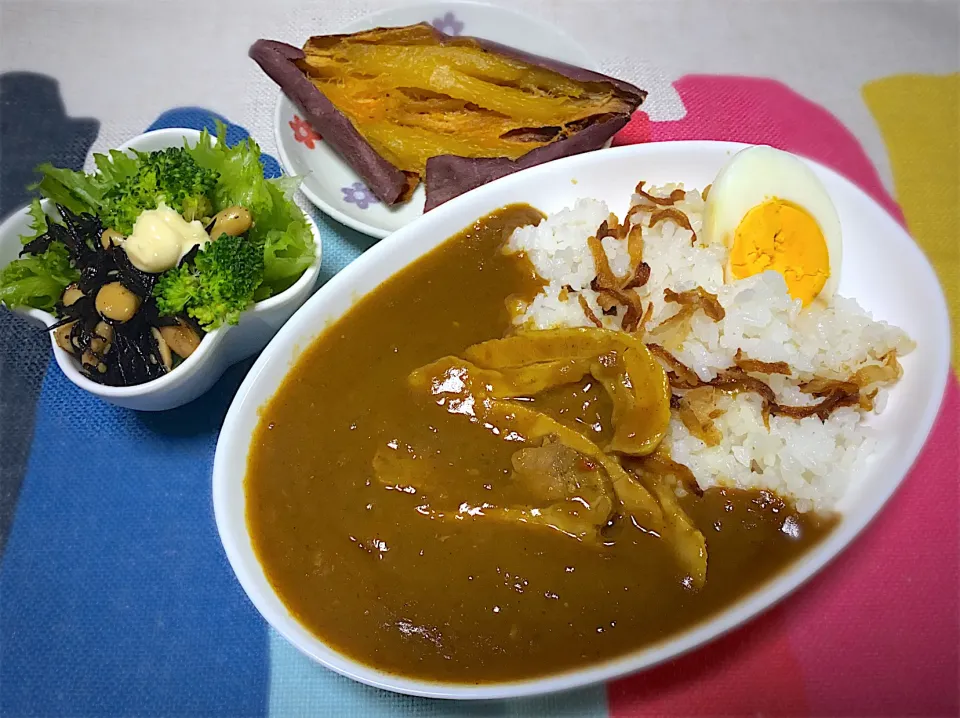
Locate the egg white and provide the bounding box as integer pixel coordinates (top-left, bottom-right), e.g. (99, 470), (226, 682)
(703, 145), (843, 302)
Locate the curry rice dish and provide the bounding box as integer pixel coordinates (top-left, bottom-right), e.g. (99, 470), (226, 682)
(246, 178), (911, 683)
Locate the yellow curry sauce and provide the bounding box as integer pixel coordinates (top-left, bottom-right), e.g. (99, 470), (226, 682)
(246, 205), (835, 683)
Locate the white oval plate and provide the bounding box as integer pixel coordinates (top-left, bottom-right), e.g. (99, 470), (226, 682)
(273, 0), (597, 239)
(213, 141), (950, 699)
(0, 128), (322, 411)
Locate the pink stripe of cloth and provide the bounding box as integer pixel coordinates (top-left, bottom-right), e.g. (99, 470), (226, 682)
(607, 75), (960, 717)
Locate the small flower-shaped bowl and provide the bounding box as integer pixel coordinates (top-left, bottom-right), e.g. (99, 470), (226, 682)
(273, 0), (597, 239)
(0, 127), (323, 411)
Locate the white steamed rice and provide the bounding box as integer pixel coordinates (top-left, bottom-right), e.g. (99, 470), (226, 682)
(505, 184), (914, 512)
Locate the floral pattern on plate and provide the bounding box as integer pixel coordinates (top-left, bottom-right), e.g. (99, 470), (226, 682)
(340, 182), (380, 210)
(431, 11), (464, 36)
(289, 115), (321, 149)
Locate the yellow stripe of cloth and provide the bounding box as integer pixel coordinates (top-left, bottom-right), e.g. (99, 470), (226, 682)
(863, 73), (960, 365)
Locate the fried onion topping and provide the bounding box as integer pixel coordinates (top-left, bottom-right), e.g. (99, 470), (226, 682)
(664, 287), (725, 321)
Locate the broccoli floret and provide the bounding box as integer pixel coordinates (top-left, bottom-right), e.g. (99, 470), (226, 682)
(100, 147), (218, 234)
(153, 233), (264, 329)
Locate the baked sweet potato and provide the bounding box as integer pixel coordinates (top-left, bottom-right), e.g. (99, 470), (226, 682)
(251, 25), (646, 210)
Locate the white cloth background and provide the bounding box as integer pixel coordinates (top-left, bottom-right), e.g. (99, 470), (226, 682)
(2, 0), (957, 193)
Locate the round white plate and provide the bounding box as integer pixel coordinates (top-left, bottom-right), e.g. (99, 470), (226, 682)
(213, 141), (950, 699)
(273, 0), (598, 239)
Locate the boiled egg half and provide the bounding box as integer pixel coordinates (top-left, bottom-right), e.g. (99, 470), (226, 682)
(703, 146), (842, 306)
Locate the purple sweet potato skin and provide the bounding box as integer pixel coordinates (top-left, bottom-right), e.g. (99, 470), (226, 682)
(424, 114), (630, 210)
(249, 39), (411, 205)
(474, 38), (644, 99)
(250, 28), (646, 210)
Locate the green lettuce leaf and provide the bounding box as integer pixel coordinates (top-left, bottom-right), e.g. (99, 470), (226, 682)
(21, 199), (49, 245)
(93, 149), (141, 187)
(185, 121), (315, 297)
(31, 164), (103, 216)
(0, 241), (78, 311)
(30, 149), (141, 218)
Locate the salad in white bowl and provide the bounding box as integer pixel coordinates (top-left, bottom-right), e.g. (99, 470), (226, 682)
(0, 122), (320, 406)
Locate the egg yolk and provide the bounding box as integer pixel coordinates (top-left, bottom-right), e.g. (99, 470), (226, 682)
(728, 199), (829, 306)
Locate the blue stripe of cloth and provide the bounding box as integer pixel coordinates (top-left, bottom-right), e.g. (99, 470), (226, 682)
(0, 108), (281, 718)
(0, 363), (267, 716)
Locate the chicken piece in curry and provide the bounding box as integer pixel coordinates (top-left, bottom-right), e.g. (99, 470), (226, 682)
(246, 205), (836, 683)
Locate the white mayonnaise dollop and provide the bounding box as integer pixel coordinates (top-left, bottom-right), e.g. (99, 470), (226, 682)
(122, 202), (209, 273)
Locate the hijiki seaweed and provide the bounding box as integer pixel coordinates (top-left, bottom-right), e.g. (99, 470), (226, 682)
(38, 205), (202, 387)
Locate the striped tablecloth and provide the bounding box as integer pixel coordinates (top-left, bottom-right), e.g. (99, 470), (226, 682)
(1, 1), (957, 715)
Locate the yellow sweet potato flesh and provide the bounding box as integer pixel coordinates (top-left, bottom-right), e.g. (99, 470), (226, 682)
(297, 25), (635, 174)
